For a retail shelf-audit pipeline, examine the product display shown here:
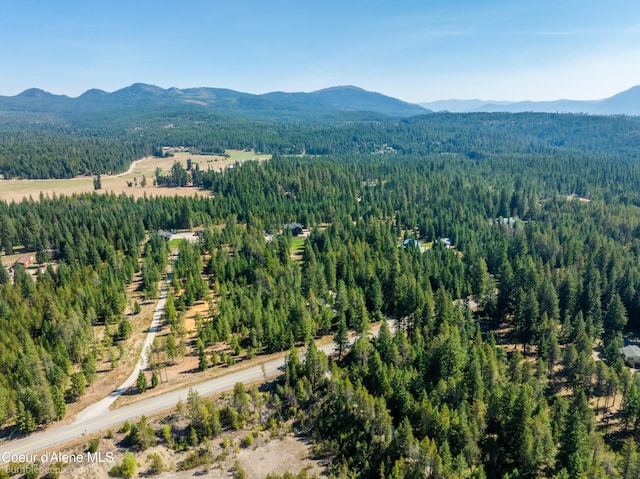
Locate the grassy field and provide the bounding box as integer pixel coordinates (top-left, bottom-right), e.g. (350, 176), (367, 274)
(290, 235), (307, 261)
(0, 150), (271, 203)
(290, 236), (306, 252)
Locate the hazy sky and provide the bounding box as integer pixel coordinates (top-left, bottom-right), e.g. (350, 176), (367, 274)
(2, 0), (640, 102)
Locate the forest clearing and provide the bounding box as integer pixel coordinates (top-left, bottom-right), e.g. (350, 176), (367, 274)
(0, 150), (270, 203)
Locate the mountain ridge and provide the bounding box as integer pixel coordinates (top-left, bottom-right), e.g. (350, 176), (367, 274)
(5, 83), (640, 118)
(0, 83), (428, 120)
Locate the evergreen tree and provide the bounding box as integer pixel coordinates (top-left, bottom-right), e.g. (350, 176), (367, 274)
(0, 263), (9, 284)
(603, 293), (627, 362)
(136, 370), (147, 393)
(557, 391), (591, 477)
(619, 437), (640, 479)
(334, 314), (349, 361)
(82, 353), (97, 384)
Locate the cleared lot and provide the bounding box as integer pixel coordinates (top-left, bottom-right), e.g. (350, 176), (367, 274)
(0, 150), (270, 203)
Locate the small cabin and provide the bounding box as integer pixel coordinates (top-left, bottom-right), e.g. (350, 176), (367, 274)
(283, 222), (304, 237)
(437, 238), (452, 248)
(15, 254), (34, 267)
(157, 230), (175, 240)
(402, 239), (419, 249)
(622, 345), (640, 368)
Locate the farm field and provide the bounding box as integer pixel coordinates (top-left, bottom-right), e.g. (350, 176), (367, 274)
(0, 150), (271, 203)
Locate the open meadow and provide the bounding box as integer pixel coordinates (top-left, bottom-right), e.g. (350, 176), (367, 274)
(0, 150), (270, 203)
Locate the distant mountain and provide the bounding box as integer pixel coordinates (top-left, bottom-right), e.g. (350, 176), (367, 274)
(418, 99), (514, 113)
(263, 86), (427, 117)
(420, 86), (640, 115)
(0, 83), (428, 120)
(17, 88), (59, 99)
(591, 86), (640, 115)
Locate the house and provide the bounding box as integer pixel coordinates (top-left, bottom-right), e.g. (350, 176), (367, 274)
(500, 217), (517, 228)
(15, 254), (34, 267)
(402, 239), (419, 249)
(622, 345), (640, 368)
(283, 222), (304, 236)
(437, 238), (452, 248)
(157, 230), (175, 240)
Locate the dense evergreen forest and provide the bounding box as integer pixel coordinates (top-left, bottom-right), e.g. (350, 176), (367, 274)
(3, 110), (640, 181)
(2, 111), (640, 477)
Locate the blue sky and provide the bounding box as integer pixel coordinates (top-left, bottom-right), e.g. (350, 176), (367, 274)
(2, 0), (640, 102)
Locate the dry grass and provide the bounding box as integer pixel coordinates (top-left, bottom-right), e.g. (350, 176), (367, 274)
(0, 150), (271, 203)
(56, 268), (162, 425)
(57, 422), (323, 479)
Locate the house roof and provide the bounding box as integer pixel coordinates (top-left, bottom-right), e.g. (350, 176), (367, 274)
(16, 254), (33, 265)
(621, 345), (640, 358)
(402, 239), (419, 248)
(284, 222), (303, 230)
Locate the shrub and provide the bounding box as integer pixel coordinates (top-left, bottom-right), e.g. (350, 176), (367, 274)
(110, 452), (136, 478)
(88, 437), (100, 453)
(233, 460), (247, 479)
(177, 448), (212, 470)
(147, 452), (164, 475)
(241, 433), (254, 448)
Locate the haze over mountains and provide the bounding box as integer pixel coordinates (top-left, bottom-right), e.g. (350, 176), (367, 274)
(2, 83), (640, 119)
(420, 86), (640, 115)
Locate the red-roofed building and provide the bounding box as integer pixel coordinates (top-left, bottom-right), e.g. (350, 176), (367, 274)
(15, 254), (34, 267)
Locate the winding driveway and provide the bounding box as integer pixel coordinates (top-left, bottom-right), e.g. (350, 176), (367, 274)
(0, 280), (392, 466)
(0, 259), (173, 462)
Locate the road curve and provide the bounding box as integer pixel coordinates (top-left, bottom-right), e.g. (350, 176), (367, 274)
(0, 258), (174, 463)
(0, 351), (289, 463)
(0, 321), (390, 464)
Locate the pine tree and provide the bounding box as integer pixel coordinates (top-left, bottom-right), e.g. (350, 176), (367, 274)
(16, 401), (36, 432)
(51, 386), (66, 420)
(334, 314), (349, 361)
(467, 253), (490, 297)
(198, 349), (209, 371)
(514, 288), (539, 354)
(619, 437), (640, 479)
(233, 382), (250, 420)
(434, 287), (455, 330)
(603, 294), (627, 362)
(136, 370), (147, 393)
(558, 391), (591, 477)
(0, 263), (9, 284)
(82, 353), (97, 384)
(67, 372), (86, 401)
(166, 333), (177, 364)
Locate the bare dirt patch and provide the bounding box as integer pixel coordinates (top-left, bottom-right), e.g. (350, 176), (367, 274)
(53, 428), (323, 479)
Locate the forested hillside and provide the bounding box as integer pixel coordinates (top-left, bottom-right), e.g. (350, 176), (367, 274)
(2, 111), (640, 477)
(3, 109), (640, 180)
